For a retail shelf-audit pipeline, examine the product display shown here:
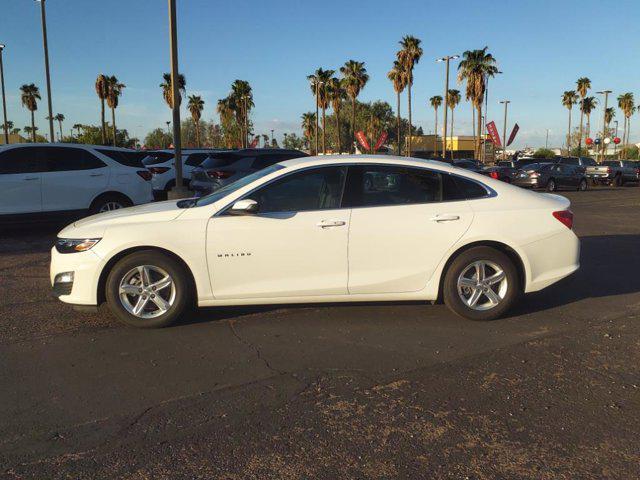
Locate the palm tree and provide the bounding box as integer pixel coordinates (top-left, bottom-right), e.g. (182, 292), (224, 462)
(230, 80), (253, 148)
(20, 84), (41, 142)
(23, 126), (34, 140)
(160, 72), (186, 109)
(217, 96), (240, 148)
(301, 112), (316, 152)
(53, 113), (65, 141)
(617, 93), (635, 155)
(387, 61), (407, 155)
(95, 74), (109, 144)
(605, 107), (615, 127)
(457, 47), (499, 158)
(307, 68), (333, 154)
(326, 77), (346, 154)
(562, 90), (578, 154)
(340, 60), (369, 153)
(397, 36), (423, 157)
(430, 96), (443, 157)
(575, 77), (591, 150)
(581, 96), (597, 140)
(11, 127), (21, 136)
(447, 89), (461, 159)
(187, 95), (205, 147)
(72, 123), (83, 137)
(106, 76), (125, 146)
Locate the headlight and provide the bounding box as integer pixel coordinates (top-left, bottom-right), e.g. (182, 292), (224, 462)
(55, 238), (101, 254)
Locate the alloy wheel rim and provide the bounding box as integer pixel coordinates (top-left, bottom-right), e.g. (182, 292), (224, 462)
(457, 260), (508, 311)
(119, 265), (176, 319)
(100, 202), (123, 212)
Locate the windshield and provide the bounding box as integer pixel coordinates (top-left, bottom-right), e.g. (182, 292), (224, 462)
(195, 164), (284, 207)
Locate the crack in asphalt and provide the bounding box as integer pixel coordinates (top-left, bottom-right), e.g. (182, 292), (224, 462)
(227, 319), (287, 375)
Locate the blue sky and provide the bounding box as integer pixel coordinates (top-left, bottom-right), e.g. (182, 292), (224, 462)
(1, 0), (638, 148)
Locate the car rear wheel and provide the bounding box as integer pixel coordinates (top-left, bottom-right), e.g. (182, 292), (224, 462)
(578, 178), (588, 191)
(443, 247), (520, 321)
(90, 193), (132, 215)
(105, 250), (192, 328)
(546, 179), (557, 192)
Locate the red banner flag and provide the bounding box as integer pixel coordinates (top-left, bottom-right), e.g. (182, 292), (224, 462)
(249, 136), (259, 148)
(486, 121), (502, 147)
(373, 131), (388, 152)
(355, 131), (371, 151)
(506, 123), (519, 147)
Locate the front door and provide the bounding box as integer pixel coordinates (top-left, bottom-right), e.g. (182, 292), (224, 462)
(207, 166), (349, 299)
(344, 165), (474, 294)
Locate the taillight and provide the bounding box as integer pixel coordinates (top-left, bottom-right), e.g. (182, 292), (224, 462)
(147, 167), (170, 175)
(136, 170), (152, 181)
(552, 210), (574, 229)
(206, 170), (234, 179)
(489, 171), (499, 179)
(607, 167), (612, 174)
(530, 172), (539, 178)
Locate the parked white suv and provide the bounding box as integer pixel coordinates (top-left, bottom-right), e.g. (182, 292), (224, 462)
(143, 149), (226, 200)
(0, 143), (153, 222)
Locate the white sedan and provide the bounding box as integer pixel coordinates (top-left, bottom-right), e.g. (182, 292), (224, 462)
(50, 155), (580, 327)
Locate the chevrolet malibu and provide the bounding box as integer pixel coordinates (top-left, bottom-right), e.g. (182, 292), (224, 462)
(51, 156), (580, 328)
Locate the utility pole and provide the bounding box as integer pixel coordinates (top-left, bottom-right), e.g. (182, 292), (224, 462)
(545, 129), (549, 149)
(500, 100), (510, 160)
(436, 54), (459, 160)
(596, 90), (612, 162)
(36, 0), (54, 143)
(0, 44), (8, 144)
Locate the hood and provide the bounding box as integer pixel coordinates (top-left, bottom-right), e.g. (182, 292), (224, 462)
(58, 200), (185, 238)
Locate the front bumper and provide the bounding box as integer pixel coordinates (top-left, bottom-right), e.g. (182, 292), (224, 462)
(50, 247), (102, 305)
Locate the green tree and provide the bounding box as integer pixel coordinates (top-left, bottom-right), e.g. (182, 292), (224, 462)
(447, 89), (461, 159)
(581, 96), (597, 139)
(95, 74), (109, 144)
(160, 72), (186, 109)
(283, 132), (305, 150)
(144, 128), (173, 149)
(106, 76), (125, 146)
(187, 95), (205, 147)
(326, 77), (346, 154)
(562, 90), (578, 153)
(307, 68), (334, 154)
(387, 60), (407, 155)
(617, 92), (635, 156)
(397, 36), (423, 156)
(230, 80), (254, 148)
(217, 97), (241, 148)
(20, 84), (41, 142)
(533, 148), (556, 159)
(340, 60), (369, 153)
(301, 112), (316, 152)
(53, 113), (65, 141)
(430, 95), (443, 156)
(575, 77), (591, 149)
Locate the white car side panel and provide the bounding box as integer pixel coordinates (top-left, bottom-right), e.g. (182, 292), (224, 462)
(41, 167), (109, 211)
(0, 173), (42, 214)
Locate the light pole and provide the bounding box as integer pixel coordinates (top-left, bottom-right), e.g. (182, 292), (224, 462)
(36, 0), (54, 143)
(165, 121), (171, 135)
(500, 100), (510, 159)
(481, 70), (502, 162)
(596, 90), (612, 162)
(546, 129), (550, 149)
(0, 44), (8, 144)
(436, 55), (459, 160)
(167, 0), (187, 199)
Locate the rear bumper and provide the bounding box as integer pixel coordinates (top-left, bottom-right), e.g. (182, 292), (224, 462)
(522, 229), (580, 293)
(513, 178), (540, 188)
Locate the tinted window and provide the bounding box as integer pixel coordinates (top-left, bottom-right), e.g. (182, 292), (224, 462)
(0, 147), (45, 174)
(97, 149), (143, 167)
(561, 158), (579, 165)
(252, 152), (306, 170)
(603, 161), (618, 167)
(201, 153), (242, 168)
(142, 152), (174, 165)
(185, 153), (209, 167)
(581, 158), (597, 166)
(442, 174), (466, 201)
(250, 166), (347, 213)
(344, 166), (441, 208)
(45, 147), (106, 171)
(451, 175), (489, 199)
(497, 161), (512, 167)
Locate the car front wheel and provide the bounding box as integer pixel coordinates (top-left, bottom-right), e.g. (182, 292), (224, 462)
(443, 247), (520, 321)
(578, 178), (588, 191)
(105, 250), (192, 328)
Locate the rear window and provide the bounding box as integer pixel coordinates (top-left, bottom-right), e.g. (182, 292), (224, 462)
(581, 158), (597, 166)
(200, 153), (243, 169)
(603, 161), (618, 167)
(142, 152), (174, 166)
(252, 152), (307, 170)
(98, 149), (145, 167)
(560, 157), (579, 165)
(185, 153), (210, 167)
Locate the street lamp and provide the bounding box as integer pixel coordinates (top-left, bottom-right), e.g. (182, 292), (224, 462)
(596, 90), (612, 162)
(499, 100), (510, 159)
(165, 120), (171, 134)
(167, 0), (188, 199)
(436, 55), (459, 160)
(35, 0), (54, 143)
(0, 44), (8, 144)
(482, 70), (502, 162)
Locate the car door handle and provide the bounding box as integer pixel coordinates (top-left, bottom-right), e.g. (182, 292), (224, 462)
(23, 177), (39, 181)
(317, 220), (346, 228)
(89, 173), (104, 177)
(431, 214), (460, 222)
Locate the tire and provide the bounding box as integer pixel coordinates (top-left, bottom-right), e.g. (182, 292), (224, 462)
(546, 178), (556, 192)
(614, 174), (623, 187)
(503, 177), (512, 184)
(578, 178), (588, 191)
(105, 250), (193, 328)
(443, 246), (520, 321)
(90, 193), (132, 215)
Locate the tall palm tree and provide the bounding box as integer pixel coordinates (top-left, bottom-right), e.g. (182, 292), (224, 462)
(605, 107), (615, 128)
(430, 95), (443, 157)
(308, 68), (334, 154)
(160, 72), (186, 109)
(24, 126), (34, 140)
(230, 80), (253, 148)
(20, 84), (41, 142)
(53, 113), (65, 141)
(617, 93), (635, 155)
(387, 60), (407, 155)
(397, 36), (423, 157)
(187, 95), (205, 147)
(581, 96), (597, 140)
(340, 60), (369, 153)
(95, 74), (109, 144)
(326, 77), (346, 154)
(72, 123), (83, 137)
(217, 97), (238, 148)
(106, 76), (125, 147)
(457, 47), (499, 158)
(562, 90), (578, 154)
(575, 77), (591, 151)
(301, 112), (316, 152)
(447, 89), (461, 159)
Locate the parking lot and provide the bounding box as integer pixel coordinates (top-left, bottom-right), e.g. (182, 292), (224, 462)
(1, 186), (640, 479)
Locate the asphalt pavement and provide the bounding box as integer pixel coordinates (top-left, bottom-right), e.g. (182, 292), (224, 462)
(1, 186), (639, 479)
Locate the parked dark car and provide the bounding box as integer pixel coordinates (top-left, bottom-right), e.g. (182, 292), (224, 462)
(451, 159), (484, 172)
(512, 163), (588, 192)
(602, 160), (640, 186)
(482, 165), (517, 183)
(190, 148), (308, 195)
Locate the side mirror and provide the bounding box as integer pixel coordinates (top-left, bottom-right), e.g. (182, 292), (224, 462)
(229, 199), (258, 215)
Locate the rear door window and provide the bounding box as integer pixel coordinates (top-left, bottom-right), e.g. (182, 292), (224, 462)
(0, 147), (46, 174)
(185, 153), (209, 167)
(45, 147), (106, 171)
(200, 153), (242, 169)
(142, 152), (174, 165)
(97, 149), (144, 167)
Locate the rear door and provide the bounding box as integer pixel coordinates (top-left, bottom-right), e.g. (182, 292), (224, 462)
(0, 147), (44, 214)
(41, 146), (108, 211)
(345, 165), (474, 294)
